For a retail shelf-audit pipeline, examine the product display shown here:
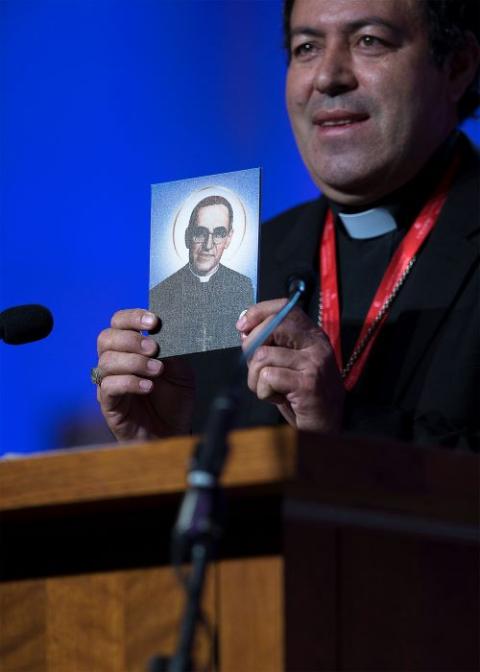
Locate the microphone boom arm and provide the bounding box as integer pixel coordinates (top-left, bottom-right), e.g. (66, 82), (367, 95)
(164, 280), (309, 672)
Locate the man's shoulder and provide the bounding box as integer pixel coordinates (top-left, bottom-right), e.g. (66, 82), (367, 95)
(459, 131), (480, 157)
(443, 133), (480, 238)
(150, 264), (189, 295)
(261, 197), (326, 238)
(457, 132), (480, 175)
(217, 264), (253, 287)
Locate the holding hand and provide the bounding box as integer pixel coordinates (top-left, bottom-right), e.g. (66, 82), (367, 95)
(95, 308), (195, 441)
(237, 299), (345, 433)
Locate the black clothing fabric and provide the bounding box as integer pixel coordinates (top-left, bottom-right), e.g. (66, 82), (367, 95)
(337, 226), (406, 363)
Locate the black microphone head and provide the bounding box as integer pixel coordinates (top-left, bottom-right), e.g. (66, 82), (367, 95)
(1, 304), (54, 345)
(286, 268), (316, 304)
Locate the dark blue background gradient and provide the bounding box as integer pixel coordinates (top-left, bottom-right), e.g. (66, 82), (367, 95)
(0, 1), (478, 455)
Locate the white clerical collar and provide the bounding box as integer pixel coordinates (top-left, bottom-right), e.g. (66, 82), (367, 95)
(189, 263), (219, 282)
(338, 207), (397, 240)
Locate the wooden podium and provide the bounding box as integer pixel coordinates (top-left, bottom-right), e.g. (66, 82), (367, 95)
(0, 426), (478, 671)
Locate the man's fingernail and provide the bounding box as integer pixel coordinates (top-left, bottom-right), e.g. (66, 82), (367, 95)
(237, 310), (247, 330)
(141, 338), (155, 352)
(147, 358), (162, 374)
(139, 379), (153, 392)
(141, 312), (156, 328)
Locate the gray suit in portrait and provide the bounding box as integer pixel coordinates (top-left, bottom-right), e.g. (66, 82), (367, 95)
(150, 263), (254, 358)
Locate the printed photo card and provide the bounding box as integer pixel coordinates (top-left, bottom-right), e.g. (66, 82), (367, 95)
(149, 168), (260, 358)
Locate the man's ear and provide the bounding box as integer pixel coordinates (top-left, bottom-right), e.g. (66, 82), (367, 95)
(447, 32), (480, 106)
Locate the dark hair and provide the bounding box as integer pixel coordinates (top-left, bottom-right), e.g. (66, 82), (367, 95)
(283, 0), (480, 121)
(185, 195), (234, 246)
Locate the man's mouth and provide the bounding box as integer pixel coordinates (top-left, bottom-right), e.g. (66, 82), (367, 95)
(313, 111), (369, 128)
(320, 119), (359, 127)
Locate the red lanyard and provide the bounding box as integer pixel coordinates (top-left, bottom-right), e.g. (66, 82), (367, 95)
(320, 153), (461, 391)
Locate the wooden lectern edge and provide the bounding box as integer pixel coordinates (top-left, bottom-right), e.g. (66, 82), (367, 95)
(1, 424), (476, 525)
(0, 425), (297, 512)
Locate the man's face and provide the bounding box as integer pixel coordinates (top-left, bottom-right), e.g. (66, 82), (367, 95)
(189, 203), (233, 275)
(286, 0), (461, 206)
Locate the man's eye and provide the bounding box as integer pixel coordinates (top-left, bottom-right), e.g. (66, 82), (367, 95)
(291, 42), (316, 60)
(192, 227), (208, 242)
(213, 227), (227, 239)
(357, 35), (389, 50)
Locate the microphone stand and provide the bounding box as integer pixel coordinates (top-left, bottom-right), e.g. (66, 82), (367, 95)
(160, 280), (308, 672)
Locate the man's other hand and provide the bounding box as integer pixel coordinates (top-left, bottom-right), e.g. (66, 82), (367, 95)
(237, 299), (345, 433)
(96, 309), (195, 441)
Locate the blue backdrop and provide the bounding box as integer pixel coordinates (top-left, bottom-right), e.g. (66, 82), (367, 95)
(0, 1), (478, 455)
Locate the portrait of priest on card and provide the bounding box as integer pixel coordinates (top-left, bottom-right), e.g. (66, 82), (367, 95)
(149, 169), (260, 358)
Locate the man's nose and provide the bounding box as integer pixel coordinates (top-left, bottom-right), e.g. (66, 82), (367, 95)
(313, 41), (358, 97)
(202, 232), (214, 249)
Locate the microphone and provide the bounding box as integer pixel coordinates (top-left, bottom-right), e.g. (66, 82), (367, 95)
(286, 268), (315, 306)
(0, 304), (54, 345)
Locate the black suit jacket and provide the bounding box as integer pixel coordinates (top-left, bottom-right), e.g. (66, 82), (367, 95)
(188, 136), (479, 449)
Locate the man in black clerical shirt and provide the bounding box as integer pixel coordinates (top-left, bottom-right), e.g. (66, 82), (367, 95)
(149, 195), (253, 357)
(95, 0), (479, 448)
